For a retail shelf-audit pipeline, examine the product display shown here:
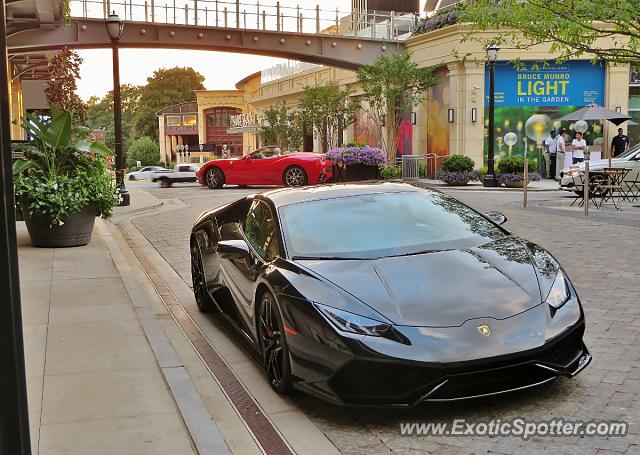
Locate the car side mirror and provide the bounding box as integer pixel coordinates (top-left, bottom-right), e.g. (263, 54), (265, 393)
(484, 211), (507, 225)
(218, 239), (251, 259)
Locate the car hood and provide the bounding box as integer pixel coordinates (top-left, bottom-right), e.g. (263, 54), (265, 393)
(564, 157), (629, 172)
(297, 236), (544, 327)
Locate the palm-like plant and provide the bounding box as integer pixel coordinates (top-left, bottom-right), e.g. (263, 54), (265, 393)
(13, 106), (119, 227)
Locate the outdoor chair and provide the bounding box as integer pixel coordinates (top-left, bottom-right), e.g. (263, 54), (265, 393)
(623, 169), (640, 202)
(598, 168), (627, 210)
(571, 174), (602, 208)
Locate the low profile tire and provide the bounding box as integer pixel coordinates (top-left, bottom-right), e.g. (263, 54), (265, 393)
(160, 179), (172, 188)
(283, 166), (308, 187)
(206, 167), (225, 189)
(129, 175), (137, 181)
(257, 292), (293, 394)
(190, 240), (215, 313)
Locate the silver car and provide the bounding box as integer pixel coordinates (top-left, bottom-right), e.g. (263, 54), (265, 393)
(559, 144), (640, 190)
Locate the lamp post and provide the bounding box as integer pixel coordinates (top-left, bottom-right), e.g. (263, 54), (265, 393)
(484, 43), (500, 187)
(106, 12), (130, 206)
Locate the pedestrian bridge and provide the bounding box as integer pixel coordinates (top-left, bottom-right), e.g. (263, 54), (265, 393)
(7, 0), (417, 70)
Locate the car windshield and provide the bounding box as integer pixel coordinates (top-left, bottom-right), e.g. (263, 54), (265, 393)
(616, 144), (640, 159)
(278, 191), (506, 260)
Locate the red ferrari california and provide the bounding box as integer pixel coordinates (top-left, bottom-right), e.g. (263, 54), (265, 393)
(196, 146), (333, 189)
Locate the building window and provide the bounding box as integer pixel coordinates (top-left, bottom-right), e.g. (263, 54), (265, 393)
(629, 84), (640, 146)
(166, 115), (181, 126)
(183, 115), (197, 126)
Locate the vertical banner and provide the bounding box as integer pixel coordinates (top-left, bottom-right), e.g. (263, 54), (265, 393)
(484, 61), (605, 164)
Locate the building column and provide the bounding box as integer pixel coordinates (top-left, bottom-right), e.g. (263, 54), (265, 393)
(412, 97), (428, 157)
(461, 61), (485, 168)
(170, 135), (177, 163)
(605, 62), (630, 157)
(9, 78), (24, 140)
(447, 62), (463, 157)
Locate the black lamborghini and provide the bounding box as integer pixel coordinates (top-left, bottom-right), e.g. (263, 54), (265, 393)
(190, 182), (591, 406)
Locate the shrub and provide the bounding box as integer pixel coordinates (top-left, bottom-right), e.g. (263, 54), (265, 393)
(325, 145), (387, 166)
(498, 172), (541, 186)
(380, 165), (401, 179)
(344, 140), (367, 148)
(478, 165), (488, 181)
(126, 136), (160, 168)
(496, 157), (535, 175)
(441, 154), (475, 173)
(419, 162), (427, 178)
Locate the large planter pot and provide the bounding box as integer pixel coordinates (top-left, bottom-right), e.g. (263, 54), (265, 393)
(344, 164), (379, 181)
(23, 205), (97, 248)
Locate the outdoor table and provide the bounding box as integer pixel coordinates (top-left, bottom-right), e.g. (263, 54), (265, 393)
(590, 168), (630, 210)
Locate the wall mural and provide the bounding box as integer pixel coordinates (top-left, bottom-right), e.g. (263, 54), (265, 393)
(354, 101), (382, 148)
(484, 60), (605, 164)
(426, 68), (450, 172)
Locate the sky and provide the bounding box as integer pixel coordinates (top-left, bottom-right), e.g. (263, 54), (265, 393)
(76, 0), (349, 100)
(76, 0), (428, 100)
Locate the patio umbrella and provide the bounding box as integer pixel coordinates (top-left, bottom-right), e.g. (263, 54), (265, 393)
(558, 103), (632, 166)
(558, 103), (631, 125)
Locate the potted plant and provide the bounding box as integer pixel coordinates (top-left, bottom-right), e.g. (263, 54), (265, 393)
(13, 107), (119, 247)
(437, 154), (479, 186)
(325, 143), (387, 181)
(496, 157), (541, 188)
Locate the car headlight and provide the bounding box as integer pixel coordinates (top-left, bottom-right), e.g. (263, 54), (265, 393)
(546, 270), (571, 309)
(314, 303), (391, 337)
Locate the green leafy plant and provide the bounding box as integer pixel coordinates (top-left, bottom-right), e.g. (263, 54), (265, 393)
(259, 102), (302, 150)
(496, 156), (535, 174)
(441, 155), (475, 173)
(12, 106), (119, 227)
(380, 165), (401, 180)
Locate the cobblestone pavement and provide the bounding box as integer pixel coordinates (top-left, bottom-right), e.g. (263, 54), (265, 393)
(133, 183), (640, 455)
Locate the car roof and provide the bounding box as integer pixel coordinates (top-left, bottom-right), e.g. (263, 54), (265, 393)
(260, 182), (429, 207)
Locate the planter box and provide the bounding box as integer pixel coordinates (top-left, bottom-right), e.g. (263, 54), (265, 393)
(342, 164), (379, 181)
(23, 205), (97, 248)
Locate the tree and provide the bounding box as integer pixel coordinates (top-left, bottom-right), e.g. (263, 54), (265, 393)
(45, 48), (87, 125)
(356, 53), (437, 160)
(459, 0), (640, 65)
(259, 102), (302, 150)
(86, 84), (142, 149)
(126, 136), (160, 168)
(298, 83), (358, 152)
(133, 67), (205, 140)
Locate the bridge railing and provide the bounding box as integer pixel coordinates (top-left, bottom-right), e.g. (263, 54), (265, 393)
(70, 0), (418, 41)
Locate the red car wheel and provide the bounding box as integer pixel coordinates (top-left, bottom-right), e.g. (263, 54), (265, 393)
(206, 167), (225, 189)
(283, 166), (308, 187)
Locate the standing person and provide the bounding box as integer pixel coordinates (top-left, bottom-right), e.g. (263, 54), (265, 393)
(610, 128), (629, 157)
(571, 132), (587, 164)
(544, 130), (557, 179)
(556, 128), (566, 179)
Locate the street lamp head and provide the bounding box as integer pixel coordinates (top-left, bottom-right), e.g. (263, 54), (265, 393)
(106, 11), (124, 41)
(487, 43), (500, 62)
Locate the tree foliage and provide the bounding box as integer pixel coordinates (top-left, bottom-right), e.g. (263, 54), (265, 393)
(298, 83), (358, 153)
(45, 48), (87, 125)
(132, 67), (205, 139)
(259, 102), (302, 150)
(86, 84), (142, 149)
(356, 53), (437, 160)
(126, 136), (160, 168)
(459, 0), (640, 65)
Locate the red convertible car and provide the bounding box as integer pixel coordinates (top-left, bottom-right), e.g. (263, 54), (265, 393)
(196, 146), (333, 189)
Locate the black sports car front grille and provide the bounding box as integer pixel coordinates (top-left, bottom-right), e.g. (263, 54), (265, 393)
(328, 325), (585, 405)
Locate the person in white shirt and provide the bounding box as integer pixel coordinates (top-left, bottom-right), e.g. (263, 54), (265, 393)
(544, 130), (558, 179)
(571, 132), (587, 164)
(555, 129), (566, 179)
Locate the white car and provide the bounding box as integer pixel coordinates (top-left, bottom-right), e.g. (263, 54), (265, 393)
(151, 163), (200, 187)
(559, 145), (640, 190)
(127, 166), (167, 181)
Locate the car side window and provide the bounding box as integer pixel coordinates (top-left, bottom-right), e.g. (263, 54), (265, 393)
(242, 200), (280, 261)
(141, 167), (150, 172)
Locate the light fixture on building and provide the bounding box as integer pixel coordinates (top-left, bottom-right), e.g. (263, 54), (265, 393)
(448, 109), (455, 123)
(411, 112), (417, 125)
(487, 43), (500, 63)
(616, 106), (622, 113)
(471, 107), (478, 123)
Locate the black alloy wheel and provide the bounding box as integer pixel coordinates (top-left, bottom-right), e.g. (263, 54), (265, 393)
(206, 167), (225, 189)
(283, 166), (307, 187)
(190, 241), (214, 312)
(258, 292), (292, 393)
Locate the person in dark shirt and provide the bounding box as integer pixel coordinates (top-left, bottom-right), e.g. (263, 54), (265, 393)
(610, 128), (629, 157)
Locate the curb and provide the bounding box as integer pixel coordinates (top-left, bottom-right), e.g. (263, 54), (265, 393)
(406, 180), (562, 192)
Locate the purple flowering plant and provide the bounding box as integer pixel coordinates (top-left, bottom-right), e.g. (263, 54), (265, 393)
(325, 145), (387, 166)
